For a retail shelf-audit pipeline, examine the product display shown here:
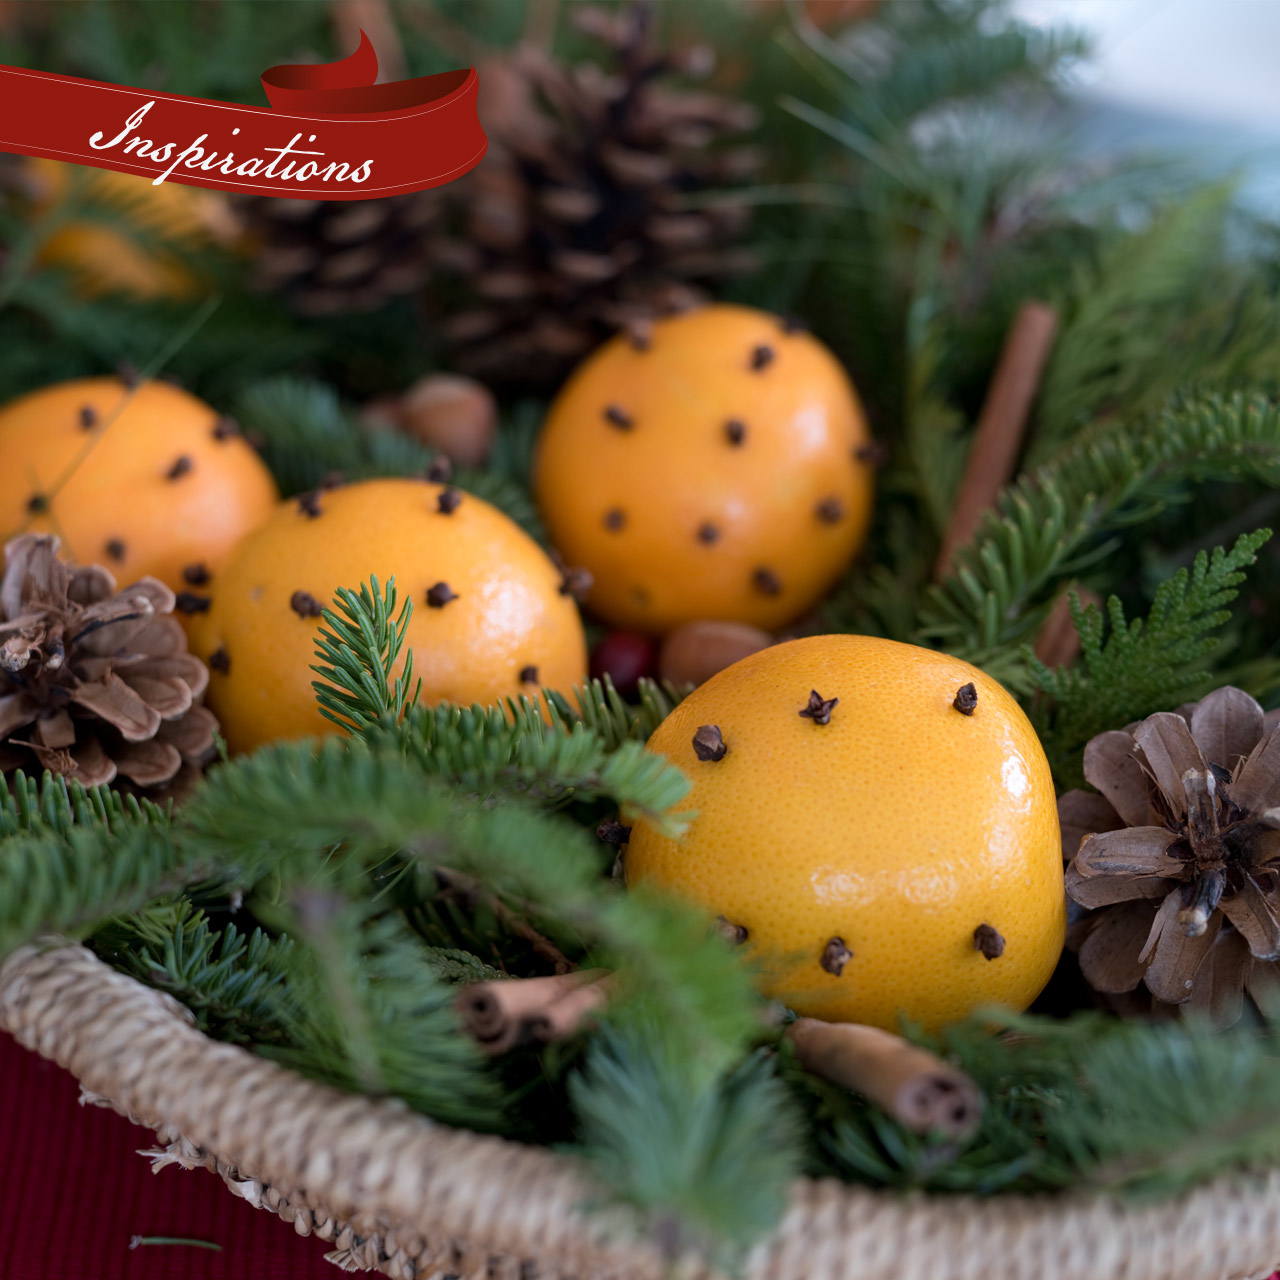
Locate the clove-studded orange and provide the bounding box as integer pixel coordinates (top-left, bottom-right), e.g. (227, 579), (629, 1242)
(532, 304), (874, 634)
(625, 635), (1066, 1031)
(0, 377), (278, 602)
(187, 477), (588, 755)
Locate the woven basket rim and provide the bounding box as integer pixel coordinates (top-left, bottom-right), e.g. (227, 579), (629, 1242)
(3, 939), (1280, 1280)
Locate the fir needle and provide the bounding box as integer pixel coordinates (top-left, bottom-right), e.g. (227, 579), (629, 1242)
(129, 1235), (223, 1251)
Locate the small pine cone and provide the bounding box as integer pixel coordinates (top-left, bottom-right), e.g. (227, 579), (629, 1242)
(1061, 687), (1280, 1029)
(237, 189), (443, 316)
(429, 2), (761, 388)
(0, 534), (218, 789)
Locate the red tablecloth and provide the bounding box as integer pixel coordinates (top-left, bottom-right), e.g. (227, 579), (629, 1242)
(0, 1031), (334, 1279)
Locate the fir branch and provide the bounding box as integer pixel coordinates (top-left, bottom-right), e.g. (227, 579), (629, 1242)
(569, 1026), (803, 1267)
(103, 901), (297, 1046)
(311, 576), (420, 735)
(540, 676), (689, 749)
(0, 819), (186, 956)
(389, 700), (691, 832)
(918, 392), (1280, 687)
(1029, 529), (1271, 786)
(263, 896), (502, 1130)
(181, 739), (760, 1074)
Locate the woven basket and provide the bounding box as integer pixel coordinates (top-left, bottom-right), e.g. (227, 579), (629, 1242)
(3, 941), (1280, 1280)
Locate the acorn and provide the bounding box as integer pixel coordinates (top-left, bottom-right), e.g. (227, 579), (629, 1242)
(393, 374), (498, 469)
(533, 304), (874, 634)
(659, 620), (772, 688)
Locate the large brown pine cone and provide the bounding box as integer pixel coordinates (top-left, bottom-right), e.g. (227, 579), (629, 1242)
(430, 3), (761, 387)
(1060, 688), (1280, 1029)
(238, 190), (443, 317)
(0, 535), (217, 789)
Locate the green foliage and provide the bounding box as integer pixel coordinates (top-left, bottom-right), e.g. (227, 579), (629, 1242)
(265, 900), (502, 1130)
(1030, 529), (1272, 785)
(230, 377), (544, 537)
(570, 1026), (803, 1265)
(813, 1010), (1280, 1200)
(391, 701), (690, 831)
(312, 576), (420, 735)
(919, 393), (1280, 687)
(104, 901), (298, 1045)
(0, 819), (183, 956)
(0, 773), (179, 955)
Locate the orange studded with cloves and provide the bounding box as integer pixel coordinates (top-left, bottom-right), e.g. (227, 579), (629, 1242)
(533, 304), (875, 634)
(625, 635), (1066, 1032)
(186, 477), (587, 755)
(0, 377), (278, 602)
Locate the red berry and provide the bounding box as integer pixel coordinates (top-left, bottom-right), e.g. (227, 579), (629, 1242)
(590, 631), (656, 700)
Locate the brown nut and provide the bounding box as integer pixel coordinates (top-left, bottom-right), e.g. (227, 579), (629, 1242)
(398, 374), (497, 468)
(659, 619), (772, 687)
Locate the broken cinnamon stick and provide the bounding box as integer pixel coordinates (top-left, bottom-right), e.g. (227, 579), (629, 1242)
(786, 1016), (983, 1139)
(934, 301), (1058, 581)
(457, 970), (613, 1055)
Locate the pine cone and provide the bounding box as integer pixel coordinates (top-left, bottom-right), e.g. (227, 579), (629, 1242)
(0, 535), (217, 789)
(432, 2), (761, 387)
(1061, 688), (1280, 1028)
(238, 190), (443, 316)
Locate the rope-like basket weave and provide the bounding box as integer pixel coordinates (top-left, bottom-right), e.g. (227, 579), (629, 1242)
(3, 942), (1280, 1280)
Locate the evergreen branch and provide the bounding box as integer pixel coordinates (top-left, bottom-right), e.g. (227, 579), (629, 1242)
(570, 1027), (803, 1268)
(1029, 529), (1271, 786)
(311, 576), (420, 735)
(103, 901), (298, 1046)
(419, 945), (508, 984)
(540, 676), (689, 749)
(181, 739), (760, 1073)
(263, 896), (502, 1130)
(918, 392), (1280, 687)
(0, 819), (186, 956)
(389, 700), (691, 832)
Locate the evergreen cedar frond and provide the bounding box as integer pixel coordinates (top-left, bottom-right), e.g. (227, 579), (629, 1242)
(919, 393), (1280, 684)
(1029, 529), (1272, 786)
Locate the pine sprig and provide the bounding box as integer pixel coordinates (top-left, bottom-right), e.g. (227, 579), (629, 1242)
(1030, 529), (1271, 785)
(311, 576), (420, 735)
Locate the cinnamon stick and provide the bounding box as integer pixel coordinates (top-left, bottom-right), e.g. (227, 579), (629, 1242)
(1034, 586), (1102, 671)
(457, 970), (613, 1055)
(786, 1017), (982, 1139)
(934, 301), (1058, 581)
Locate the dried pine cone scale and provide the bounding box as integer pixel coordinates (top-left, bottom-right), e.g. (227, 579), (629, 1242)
(0, 534), (217, 789)
(1062, 688), (1280, 1025)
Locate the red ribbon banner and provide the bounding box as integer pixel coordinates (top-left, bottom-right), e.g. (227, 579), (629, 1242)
(0, 33), (486, 201)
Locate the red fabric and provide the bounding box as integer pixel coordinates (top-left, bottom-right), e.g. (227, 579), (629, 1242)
(0, 1032), (334, 1279)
